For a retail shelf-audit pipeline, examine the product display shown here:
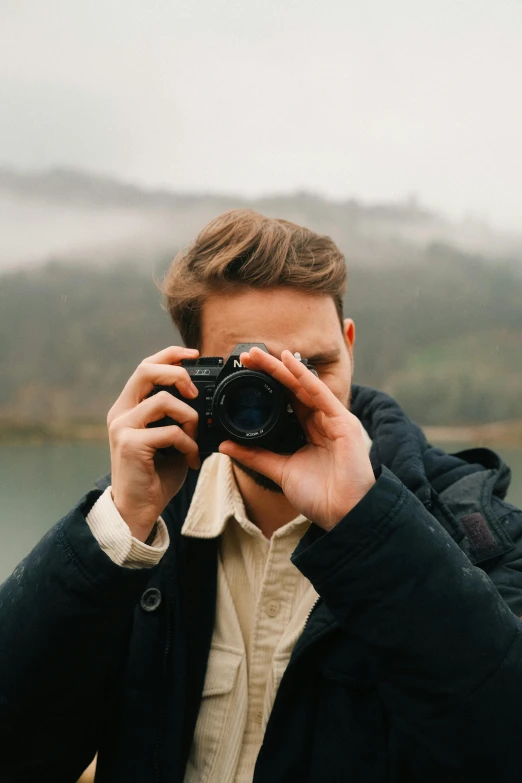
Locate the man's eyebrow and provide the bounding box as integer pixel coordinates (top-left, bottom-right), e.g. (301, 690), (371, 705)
(305, 348), (341, 363)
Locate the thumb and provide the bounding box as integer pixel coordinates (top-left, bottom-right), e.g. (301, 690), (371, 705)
(219, 441), (288, 487)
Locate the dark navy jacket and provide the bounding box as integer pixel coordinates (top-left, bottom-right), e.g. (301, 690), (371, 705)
(1, 384), (522, 783)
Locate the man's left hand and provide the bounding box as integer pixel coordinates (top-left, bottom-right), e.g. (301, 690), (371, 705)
(218, 347), (376, 530)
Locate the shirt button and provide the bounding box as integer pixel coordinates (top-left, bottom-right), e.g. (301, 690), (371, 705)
(266, 600), (280, 618)
(140, 587), (162, 612)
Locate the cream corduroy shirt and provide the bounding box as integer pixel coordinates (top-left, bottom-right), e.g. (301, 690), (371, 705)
(86, 422), (373, 783)
(181, 452), (319, 783)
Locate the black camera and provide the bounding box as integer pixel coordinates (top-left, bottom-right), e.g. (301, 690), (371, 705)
(148, 343), (316, 455)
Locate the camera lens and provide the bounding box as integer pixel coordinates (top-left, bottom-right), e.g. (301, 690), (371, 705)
(214, 370), (284, 441)
(224, 384), (272, 432)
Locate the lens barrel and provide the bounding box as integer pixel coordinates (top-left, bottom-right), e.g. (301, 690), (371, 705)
(213, 370), (284, 442)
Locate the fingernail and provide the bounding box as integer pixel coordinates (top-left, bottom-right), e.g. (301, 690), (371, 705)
(190, 382), (198, 396)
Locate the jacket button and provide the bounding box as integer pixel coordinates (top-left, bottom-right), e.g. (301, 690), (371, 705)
(140, 587), (162, 612)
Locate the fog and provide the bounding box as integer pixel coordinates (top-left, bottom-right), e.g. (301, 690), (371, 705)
(1, 168), (522, 274)
(1, 0), (521, 230)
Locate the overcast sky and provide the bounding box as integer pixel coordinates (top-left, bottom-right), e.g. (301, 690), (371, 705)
(1, 0), (521, 229)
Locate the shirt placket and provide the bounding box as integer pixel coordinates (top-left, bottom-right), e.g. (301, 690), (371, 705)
(242, 533), (298, 752)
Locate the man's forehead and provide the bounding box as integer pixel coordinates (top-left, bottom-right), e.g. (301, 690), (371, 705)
(215, 340), (341, 362)
(201, 321), (343, 359)
(200, 289), (345, 358)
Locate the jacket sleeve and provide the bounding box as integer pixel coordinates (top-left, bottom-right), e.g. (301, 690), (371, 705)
(0, 489), (158, 783)
(292, 465), (522, 782)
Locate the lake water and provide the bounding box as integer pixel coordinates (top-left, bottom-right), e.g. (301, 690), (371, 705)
(1, 441), (521, 582)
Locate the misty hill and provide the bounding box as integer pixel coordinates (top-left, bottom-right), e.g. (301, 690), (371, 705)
(2, 167), (522, 274)
(1, 244), (521, 428)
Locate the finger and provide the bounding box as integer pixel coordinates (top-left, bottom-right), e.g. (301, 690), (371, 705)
(239, 349), (316, 409)
(219, 441), (288, 487)
(142, 424), (200, 470)
(280, 350), (345, 417)
(113, 390), (199, 439)
(109, 362), (199, 422)
(143, 345), (199, 364)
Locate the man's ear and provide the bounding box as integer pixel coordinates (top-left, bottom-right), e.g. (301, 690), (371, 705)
(343, 318), (355, 357)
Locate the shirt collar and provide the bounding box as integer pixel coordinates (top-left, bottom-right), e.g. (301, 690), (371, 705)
(182, 452), (248, 539)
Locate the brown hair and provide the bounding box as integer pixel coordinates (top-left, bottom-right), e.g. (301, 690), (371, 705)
(161, 208), (347, 348)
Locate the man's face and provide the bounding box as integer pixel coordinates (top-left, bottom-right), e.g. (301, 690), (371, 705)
(199, 287), (355, 491)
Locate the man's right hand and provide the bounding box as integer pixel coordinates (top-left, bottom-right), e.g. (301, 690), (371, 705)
(107, 346), (201, 542)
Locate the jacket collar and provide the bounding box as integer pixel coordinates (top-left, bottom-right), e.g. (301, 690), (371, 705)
(349, 384), (514, 563)
(350, 383), (511, 504)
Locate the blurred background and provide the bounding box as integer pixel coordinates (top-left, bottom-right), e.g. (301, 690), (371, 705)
(1, 0), (522, 583)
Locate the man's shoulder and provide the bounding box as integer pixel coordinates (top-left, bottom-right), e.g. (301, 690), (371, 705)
(435, 446), (522, 566)
(437, 445), (516, 515)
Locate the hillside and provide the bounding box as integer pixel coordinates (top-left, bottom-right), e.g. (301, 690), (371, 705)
(1, 245), (521, 429)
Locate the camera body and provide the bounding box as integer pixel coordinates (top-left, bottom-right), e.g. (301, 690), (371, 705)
(148, 343), (316, 455)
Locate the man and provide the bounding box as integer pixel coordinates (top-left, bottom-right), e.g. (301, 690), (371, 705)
(1, 209), (522, 783)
